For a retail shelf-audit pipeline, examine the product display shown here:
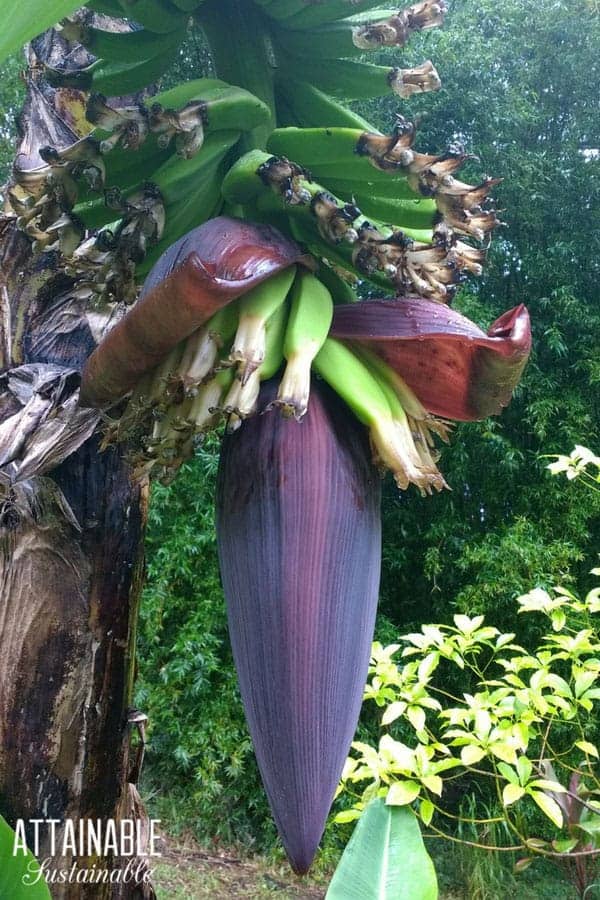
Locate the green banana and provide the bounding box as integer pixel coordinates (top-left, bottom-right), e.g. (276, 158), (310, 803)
(177, 328), (221, 394)
(187, 365), (236, 434)
(229, 264), (296, 383)
(256, 0), (387, 27)
(272, 12), (395, 60)
(147, 80), (271, 134)
(64, 21), (186, 63)
(150, 129), (240, 206)
(260, 298), (289, 381)
(265, 128), (423, 197)
(273, 88), (297, 129)
(87, 0), (127, 16)
(285, 56), (441, 102)
(147, 77), (229, 105)
(313, 338), (445, 494)
(354, 344), (450, 487)
(352, 344), (432, 424)
(275, 77), (378, 130)
(81, 43), (181, 97)
(316, 260), (360, 304)
(135, 160), (225, 276)
(312, 337), (394, 428)
(276, 270), (333, 419)
(224, 299), (289, 429)
(284, 213), (382, 289)
(338, 191), (437, 230)
(177, 301), (240, 395)
(273, 4), (446, 58)
(315, 175), (422, 202)
(99, 142), (170, 189)
(117, 0), (189, 33)
(221, 149), (274, 205)
(171, 0), (203, 10)
(268, 126), (364, 168)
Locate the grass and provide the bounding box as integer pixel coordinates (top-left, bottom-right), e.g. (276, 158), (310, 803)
(152, 836), (328, 899)
(145, 789), (581, 899)
(148, 831), (581, 899)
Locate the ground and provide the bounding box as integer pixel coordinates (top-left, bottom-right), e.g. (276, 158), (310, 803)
(152, 837), (327, 899)
(150, 834), (581, 899)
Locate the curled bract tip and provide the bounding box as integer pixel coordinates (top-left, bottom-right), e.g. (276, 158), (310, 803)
(330, 298), (531, 421)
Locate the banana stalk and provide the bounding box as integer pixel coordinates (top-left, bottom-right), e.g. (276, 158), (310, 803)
(216, 377), (381, 874)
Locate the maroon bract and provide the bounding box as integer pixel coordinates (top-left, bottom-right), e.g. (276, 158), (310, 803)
(79, 217), (303, 408)
(216, 379), (381, 874)
(330, 297), (531, 420)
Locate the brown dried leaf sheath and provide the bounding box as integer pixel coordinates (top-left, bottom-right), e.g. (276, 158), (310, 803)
(79, 217), (303, 407)
(216, 379), (381, 874)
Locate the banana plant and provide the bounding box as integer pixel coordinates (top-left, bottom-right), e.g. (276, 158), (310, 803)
(0, 0), (531, 893)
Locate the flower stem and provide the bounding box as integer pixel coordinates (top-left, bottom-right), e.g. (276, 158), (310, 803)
(198, 0), (276, 150)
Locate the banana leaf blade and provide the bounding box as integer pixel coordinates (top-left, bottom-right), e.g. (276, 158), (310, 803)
(326, 798), (438, 900)
(1, 0), (83, 64)
(0, 815), (51, 899)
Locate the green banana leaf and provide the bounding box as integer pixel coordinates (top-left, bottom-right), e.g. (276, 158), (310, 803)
(0, 815), (51, 898)
(326, 798), (438, 900)
(1, 0), (84, 64)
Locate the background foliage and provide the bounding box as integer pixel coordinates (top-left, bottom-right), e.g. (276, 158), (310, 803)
(1, 0), (598, 865)
(136, 0), (600, 853)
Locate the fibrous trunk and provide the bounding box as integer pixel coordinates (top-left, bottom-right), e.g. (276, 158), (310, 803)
(0, 29), (151, 899)
(216, 379), (381, 873)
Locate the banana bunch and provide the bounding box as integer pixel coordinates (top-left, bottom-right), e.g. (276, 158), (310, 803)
(104, 249), (456, 496)
(74, 79), (270, 253)
(221, 123), (495, 303)
(107, 266), (455, 495)
(9, 74), (270, 308)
